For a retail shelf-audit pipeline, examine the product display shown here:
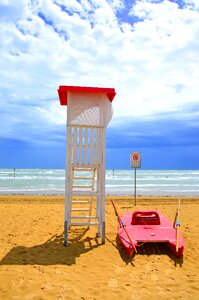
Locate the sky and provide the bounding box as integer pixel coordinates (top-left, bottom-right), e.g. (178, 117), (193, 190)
(0, 0), (199, 170)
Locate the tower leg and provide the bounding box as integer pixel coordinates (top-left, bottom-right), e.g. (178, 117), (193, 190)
(101, 221), (105, 244)
(64, 220), (68, 246)
(96, 224), (101, 238)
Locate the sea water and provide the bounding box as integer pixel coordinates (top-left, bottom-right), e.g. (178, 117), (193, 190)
(0, 169), (198, 196)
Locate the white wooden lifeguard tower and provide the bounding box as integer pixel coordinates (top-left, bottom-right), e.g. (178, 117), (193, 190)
(57, 86), (116, 246)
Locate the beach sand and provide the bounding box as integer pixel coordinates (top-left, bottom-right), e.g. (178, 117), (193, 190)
(0, 195), (198, 300)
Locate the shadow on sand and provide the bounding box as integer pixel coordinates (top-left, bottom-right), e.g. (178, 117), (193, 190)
(115, 235), (183, 267)
(0, 228), (102, 266)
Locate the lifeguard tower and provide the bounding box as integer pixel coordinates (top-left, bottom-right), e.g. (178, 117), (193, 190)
(57, 86), (116, 245)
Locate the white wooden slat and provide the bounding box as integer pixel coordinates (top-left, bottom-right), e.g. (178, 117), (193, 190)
(71, 190), (98, 196)
(72, 185), (93, 188)
(79, 127), (83, 164)
(95, 128), (98, 164)
(84, 127), (88, 164)
(72, 200), (92, 204)
(96, 128), (101, 164)
(92, 128), (95, 165)
(76, 128), (79, 164)
(73, 127), (77, 164)
(70, 216), (98, 219)
(90, 127), (94, 164)
(73, 176), (93, 180)
(82, 128), (85, 164)
(70, 222), (99, 226)
(93, 129), (96, 164)
(71, 208), (90, 211)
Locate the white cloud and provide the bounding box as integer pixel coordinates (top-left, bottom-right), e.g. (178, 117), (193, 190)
(184, 0), (199, 10)
(110, 0), (199, 116)
(0, 0), (29, 22)
(54, 0), (83, 13)
(0, 0), (199, 143)
(36, 102), (66, 125)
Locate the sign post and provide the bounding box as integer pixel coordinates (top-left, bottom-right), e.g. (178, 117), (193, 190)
(130, 152), (141, 206)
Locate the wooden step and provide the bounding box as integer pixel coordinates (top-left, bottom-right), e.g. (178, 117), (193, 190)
(70, 216), (98, 219)
(72, 185), (94, 189)
(72, 200), (92, 204)
(71, 208), (90, 211)
(71, 191), (98, 196)
(72, 177), (93, 180)
(70, 222), (99, 226)
(71, 164), (99, 169)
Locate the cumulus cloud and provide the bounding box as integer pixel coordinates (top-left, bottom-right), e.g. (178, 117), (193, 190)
(0, 0), (199, 147)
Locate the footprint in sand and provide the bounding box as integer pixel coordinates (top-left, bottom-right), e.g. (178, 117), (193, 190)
(24, 293), (38, 300)
(164, 268), (172, 275)
(114, 265), (124, 274)
(55, 269), (64, 275)
(151, 274), (159, 281)
(108, 278), (119, 289)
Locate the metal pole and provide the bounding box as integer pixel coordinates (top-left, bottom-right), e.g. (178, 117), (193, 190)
(134, 167), (136, 206)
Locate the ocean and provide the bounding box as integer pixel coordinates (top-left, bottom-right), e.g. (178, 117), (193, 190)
(0, 169), (198, 197)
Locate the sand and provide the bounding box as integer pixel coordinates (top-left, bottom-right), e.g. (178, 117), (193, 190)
(0, 195), (199, 300)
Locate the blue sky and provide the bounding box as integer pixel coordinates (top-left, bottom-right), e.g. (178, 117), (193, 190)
(0, 0), (199, 169)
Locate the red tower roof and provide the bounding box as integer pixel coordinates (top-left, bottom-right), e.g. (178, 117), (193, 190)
(57, 85), (116, 105)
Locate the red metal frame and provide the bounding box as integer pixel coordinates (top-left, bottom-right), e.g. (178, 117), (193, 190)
(57, 85), (116, 105)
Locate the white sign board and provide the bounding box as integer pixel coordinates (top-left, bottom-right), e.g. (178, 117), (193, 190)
(130, 152), (141, 168)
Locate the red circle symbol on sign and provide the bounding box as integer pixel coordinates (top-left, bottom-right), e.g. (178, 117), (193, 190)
(133, 154), (139, 161)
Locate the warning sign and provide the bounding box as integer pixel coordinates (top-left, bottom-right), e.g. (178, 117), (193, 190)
(130, 152), (141, 168)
